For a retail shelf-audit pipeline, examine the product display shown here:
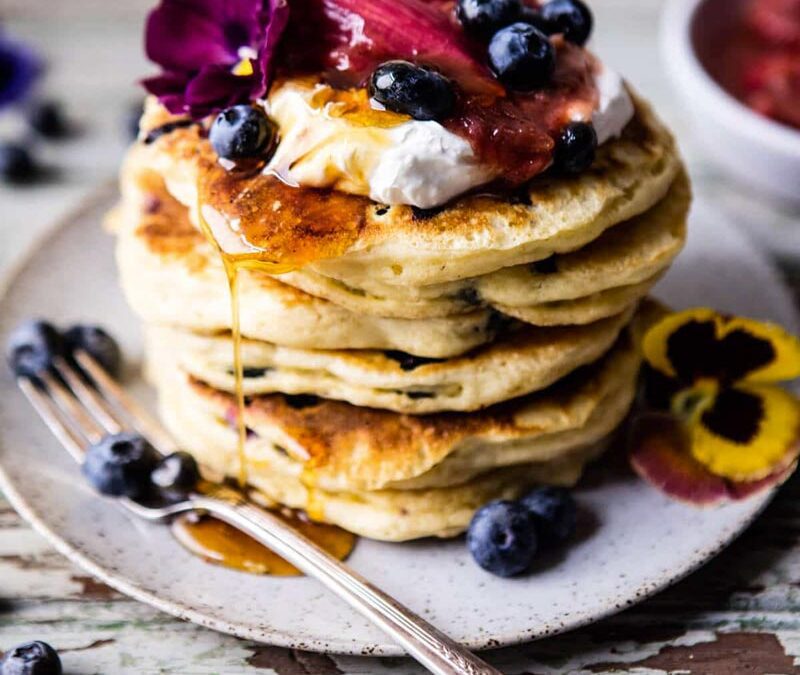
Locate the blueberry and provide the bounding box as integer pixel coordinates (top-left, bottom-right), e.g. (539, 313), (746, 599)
(151, 451), (200, 494)
(456, 0), (523, 40)
(553, 122), (597, 174)
(520, 486), (576, 548)
(5, 320), (62, 378)
(466, 500), (538, 577)
(536, 0), (593, 46)
(1, 640), (62, 675)
(517, 5), (551, 32)
(63, 324), (121, 376)
(28, 101), (71, 139)
(488, 23), (555, 92)
(369, 61), (456, 122)
(82, 432), (159, 498)
(209, 105), (277, 161)
(0, 143), (40, 184)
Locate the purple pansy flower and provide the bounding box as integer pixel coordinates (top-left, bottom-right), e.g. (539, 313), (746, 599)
(142, 0), (289, 119)
(0, 32), (42, 108)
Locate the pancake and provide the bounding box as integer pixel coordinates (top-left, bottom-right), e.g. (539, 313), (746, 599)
(498, 273), (662, 326)
(150, 318), (645, 540)
(144, 305), (633, 414)
(275, 171), (689, 319)
(111, 167), (674, 355)
(110, 173), (506, 359)
(111, 160), (684, 345)
(131, 91), (682, 288)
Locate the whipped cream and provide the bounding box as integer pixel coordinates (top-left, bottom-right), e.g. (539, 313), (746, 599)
(590, 63), (636, 145)
(265, 66), (634, 209)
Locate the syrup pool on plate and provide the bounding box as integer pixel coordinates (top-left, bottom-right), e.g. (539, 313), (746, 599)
(172, 511), (356, 576)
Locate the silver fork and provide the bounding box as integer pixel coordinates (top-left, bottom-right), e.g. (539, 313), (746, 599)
(15, 349), (503, 675)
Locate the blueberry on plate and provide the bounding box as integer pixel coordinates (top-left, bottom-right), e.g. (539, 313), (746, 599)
(456, 0), (523, 40)
(82, 432), (159, 499)
(488, 23), (555, 92)
(520, 486), (577, 548)
(5, 320), (62, 378)
(0, 142), (40, 184)
(28, 100), (71, 139)
(1, 640), (62, 675)
(151, 451), (201, 494)
(553, 121), (597, 174)
(209, 105), (277, 161)
(369, 61), (456, 122)
(466, 500), (538, 577)
(63, 324), (121, 376)
(536, 0), (593, 46)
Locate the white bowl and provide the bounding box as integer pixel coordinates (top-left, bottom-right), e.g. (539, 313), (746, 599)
(661, 0), (800, 206)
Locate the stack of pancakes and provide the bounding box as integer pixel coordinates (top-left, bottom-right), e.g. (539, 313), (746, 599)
(109, 93), (689, 541)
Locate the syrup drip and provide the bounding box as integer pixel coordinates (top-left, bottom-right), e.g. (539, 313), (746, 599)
(172, 512), (356, 576)
(224, 262), (249, 487)
(196, 158), (365, 507)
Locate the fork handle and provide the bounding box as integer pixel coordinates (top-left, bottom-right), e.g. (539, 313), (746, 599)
(190, 495), (502, 675)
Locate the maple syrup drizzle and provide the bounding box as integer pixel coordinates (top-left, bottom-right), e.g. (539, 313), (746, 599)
(224, 262), (249, 487)
(197, 161), (367, 486)
(172, 511), (356, 576)
(190, 156), (368, 575)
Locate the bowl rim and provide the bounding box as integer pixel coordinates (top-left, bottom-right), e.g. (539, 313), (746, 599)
(661, 0), (800, 155)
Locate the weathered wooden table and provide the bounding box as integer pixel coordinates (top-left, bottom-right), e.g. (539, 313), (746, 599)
(2, 0), (800, 672)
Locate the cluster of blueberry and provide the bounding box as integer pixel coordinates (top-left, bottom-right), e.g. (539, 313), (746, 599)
(7, 321), (120, 379)
(372, 0), (592, 122)
(203, 0), (597, 177)
(369, 0), (597, 174)
(0, 640), (61, 675)
(5, 320), (200, 503)
(0, 101), (72, 184)
(465, 0), (592, 86)
(467, 486), (577, 577)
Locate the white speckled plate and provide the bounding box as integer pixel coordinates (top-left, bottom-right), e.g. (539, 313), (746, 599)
(0, 189), (798, 656)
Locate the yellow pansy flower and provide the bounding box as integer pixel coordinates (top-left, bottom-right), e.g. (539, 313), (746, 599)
(641, 309), (800, 482)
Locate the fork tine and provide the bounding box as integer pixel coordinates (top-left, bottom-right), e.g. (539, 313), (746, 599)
(39, 370), (105, 443)
(52, 356), (124, 435)
(74, 349), (178, 455)
(18, 377), (86, 462)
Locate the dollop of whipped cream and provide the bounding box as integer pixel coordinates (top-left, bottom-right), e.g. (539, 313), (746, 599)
(265, 66), (634, 209)
(589, 62), (636, 146)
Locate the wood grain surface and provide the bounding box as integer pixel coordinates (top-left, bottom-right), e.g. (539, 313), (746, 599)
(2, 0), (800, 672)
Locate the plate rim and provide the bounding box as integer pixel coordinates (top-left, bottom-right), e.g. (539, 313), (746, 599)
(0, 187), (790, 655)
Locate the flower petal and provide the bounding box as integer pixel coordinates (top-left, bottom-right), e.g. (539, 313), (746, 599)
(691, 383), (800, 481)
(722, 316), (800, 383)
(629, 413), (732, 505)
(143, 0), (288, 119)
(642, 308), (800, 385)
(643, 308), (721, 381)
(141, 72), (191, 115)
(729, 460), (797, 500)
(184, 65), (256, 118)
(145, 0), (252, 72)
(256, 0), (290, 95)
(629, 412), (797, 505)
